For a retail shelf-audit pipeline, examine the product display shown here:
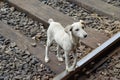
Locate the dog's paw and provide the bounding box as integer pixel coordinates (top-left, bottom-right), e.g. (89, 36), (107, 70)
(57, 57), (64, 62)
(45, 57), (50, 63)
(66, 67), (75, 72)
(75, 65), (78, 68)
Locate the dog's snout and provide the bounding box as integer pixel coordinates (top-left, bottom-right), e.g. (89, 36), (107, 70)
(84, 35), (87, 38)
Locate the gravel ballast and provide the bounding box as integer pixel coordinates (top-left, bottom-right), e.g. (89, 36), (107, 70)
(103, 0), (120, 8)
(85, 51), (120, 80)
(0, 34), (55, 80)
(0, 2), (47, 45)
(39, 0), (120, 37)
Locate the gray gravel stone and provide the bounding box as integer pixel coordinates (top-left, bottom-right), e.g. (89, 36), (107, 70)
(31, 42), (37, 47)
(10, 42), (17, 48)
(0, 76), (4, 80)
(115, 63), (120, 69)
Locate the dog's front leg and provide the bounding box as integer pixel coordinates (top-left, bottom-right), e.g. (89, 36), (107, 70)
(71, 52), (77, 69)
(65, 51), (75, 72)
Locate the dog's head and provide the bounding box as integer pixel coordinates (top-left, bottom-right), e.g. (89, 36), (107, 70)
(65, 20), (87, 38)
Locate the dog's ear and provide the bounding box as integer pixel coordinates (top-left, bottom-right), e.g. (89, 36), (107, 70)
(65, 25), (73, 33)
(80, 20), (87, 28)
(80, 20), (87, 25)
(80, 20), (85, 24)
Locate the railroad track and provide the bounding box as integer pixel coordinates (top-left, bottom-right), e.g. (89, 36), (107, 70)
(0, 0), (120, 80)
(54, 32), (120, 80)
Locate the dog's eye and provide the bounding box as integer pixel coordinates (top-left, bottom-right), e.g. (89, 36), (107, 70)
(75, 29), (79, 31)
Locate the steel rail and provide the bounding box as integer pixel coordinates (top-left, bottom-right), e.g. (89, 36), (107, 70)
(53, 32), (120, 80)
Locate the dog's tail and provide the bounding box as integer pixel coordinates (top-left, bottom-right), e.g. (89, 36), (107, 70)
(48, 18), (54, 24)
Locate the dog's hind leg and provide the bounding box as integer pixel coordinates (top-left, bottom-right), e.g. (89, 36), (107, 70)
(45, 36), (53, 63)
(66, 51), (76, 72)
(56, 45), (64, 62)
(65, 51), (69, 71)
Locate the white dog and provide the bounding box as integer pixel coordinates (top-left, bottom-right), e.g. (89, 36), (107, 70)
(45, 19), (87, 72)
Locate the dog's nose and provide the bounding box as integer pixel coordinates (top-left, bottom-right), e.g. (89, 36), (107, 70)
(84, 35), (87, 38)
